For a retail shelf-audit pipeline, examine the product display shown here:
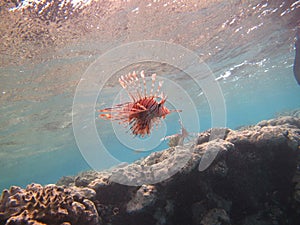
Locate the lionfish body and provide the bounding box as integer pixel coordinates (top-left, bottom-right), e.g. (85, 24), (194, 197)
(99, 71), (178, 137)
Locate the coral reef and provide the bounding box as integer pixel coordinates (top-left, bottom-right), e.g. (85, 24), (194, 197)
(275, 108), (300, 118)
(0, 184), (99, 225)
(1, 116), (300, 225)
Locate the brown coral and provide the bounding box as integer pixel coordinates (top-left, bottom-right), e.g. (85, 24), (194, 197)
(0, 183), (99, 225)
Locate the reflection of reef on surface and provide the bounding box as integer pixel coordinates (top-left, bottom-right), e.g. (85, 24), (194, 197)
(1, 116), (300, 225)
(1, 0), (298, 67)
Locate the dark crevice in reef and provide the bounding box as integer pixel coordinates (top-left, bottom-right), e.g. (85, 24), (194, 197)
(1, 116), (300, 225)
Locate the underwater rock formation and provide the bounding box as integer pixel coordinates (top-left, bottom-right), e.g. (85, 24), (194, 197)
(0, 184), (99, 225)
(275, 108), (300, 119)
(1, 116), (300, 225)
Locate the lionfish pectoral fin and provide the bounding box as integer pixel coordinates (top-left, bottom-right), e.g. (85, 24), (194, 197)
(99, 113), (112, 119)
(130, 117), (152, 137)
(98, 103), (132, 121)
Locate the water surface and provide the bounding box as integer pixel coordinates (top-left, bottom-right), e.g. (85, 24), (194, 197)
(0, 0), (299, 191)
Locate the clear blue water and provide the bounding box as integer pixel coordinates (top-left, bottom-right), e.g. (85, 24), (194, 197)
(0, 0), (300, 191)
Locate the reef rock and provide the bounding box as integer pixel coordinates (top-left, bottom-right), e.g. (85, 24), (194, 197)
(0, 184), (99, 225)
(275, 109), (300, 118)
(1, 116), (300, 225)
(126, 184), (157, 213)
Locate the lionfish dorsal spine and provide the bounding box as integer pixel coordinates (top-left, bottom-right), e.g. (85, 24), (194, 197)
(119, 70), (165, 101)
(132, 71), (142, 99)
(127, 72), (139, 100)
(158, 92), (166, 103)
(150, 73), (156, 97)
(119, 75), (136, 101)
(154, 80), (164, 98)
(140, 70), (147, 98)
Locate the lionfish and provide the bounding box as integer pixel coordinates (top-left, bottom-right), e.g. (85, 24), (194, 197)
(98, 71), (181, 137)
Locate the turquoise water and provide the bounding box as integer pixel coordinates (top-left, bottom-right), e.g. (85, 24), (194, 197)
(0, 0), (300, 191)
